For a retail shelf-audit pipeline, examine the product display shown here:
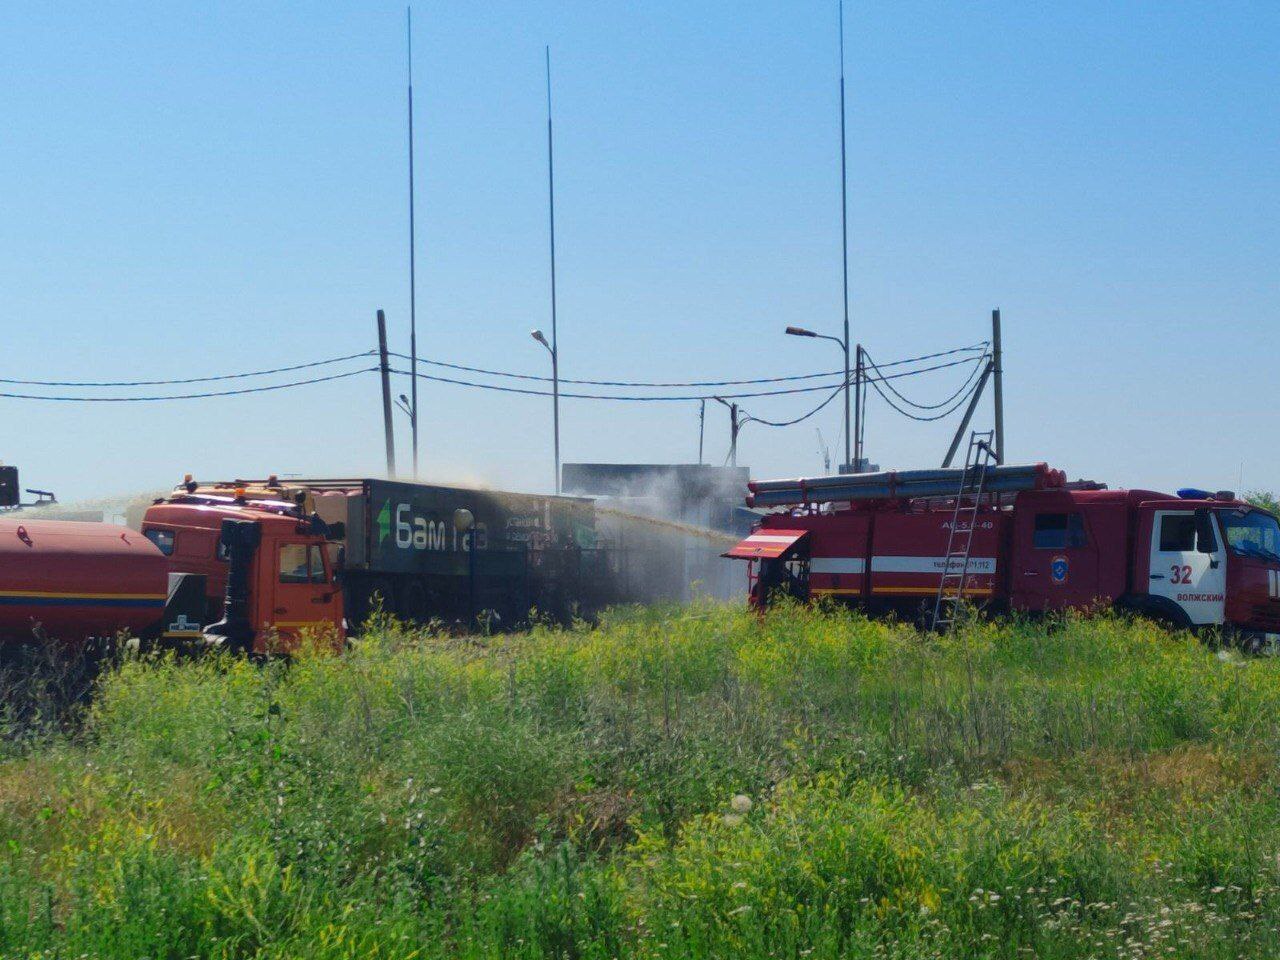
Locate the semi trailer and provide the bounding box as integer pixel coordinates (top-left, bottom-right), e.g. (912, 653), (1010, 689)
(725, 464), (1280, 646)
(142, 477), (613, 633)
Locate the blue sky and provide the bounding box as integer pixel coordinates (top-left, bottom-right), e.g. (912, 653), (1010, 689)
(1, 1), (1276, 503)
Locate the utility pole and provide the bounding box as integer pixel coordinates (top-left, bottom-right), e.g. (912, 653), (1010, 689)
(991, 308), (1004, 464)
(712, 397), (740, 467)
(942, 358), (994, 468)
(545, 46), (561, 495)
(697, 399), (706, 465)
(406, 7), (420, 478)
(853, 343), (863, 471)
(376, 309), (397, 477)
(730, 402), (740, 466)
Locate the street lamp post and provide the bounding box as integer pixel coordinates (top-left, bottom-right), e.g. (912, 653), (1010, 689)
(453, 507), (476, 627)
(785, 325), (854, 471)
(531, 329), (560, 494)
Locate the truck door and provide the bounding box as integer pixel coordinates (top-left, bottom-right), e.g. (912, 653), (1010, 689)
(269, 540), (342, 647)
(1145, 509), (1225, 626)
(1010, 497), (1099, 611)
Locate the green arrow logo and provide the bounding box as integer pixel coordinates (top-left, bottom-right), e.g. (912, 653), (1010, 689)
(376, 500), (392, 543)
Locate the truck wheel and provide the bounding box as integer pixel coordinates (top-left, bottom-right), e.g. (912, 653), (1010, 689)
(1239, 633), (1267, 656)
(396, 578), (430, 625)
(1119, 595), (1193, 633)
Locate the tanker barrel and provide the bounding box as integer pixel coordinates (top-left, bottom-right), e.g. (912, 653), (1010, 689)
(203, 519), (261, 653)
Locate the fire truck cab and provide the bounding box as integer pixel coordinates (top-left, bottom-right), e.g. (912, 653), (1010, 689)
(728, 466), (1280, 645)
(141, 479), (345, 653)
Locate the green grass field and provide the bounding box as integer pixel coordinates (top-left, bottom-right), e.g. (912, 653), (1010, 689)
(2, 603), (1279, 959)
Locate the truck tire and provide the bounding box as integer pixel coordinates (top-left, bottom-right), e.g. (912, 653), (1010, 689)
(396, 578), (431, 625)
(1118, 594), (1193, 632)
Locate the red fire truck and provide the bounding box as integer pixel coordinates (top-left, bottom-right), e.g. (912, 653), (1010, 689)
(724, 464), (1280, 646)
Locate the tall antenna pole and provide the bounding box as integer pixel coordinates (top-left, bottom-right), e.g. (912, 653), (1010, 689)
(406, 7), (420, 478)
(545, 45), (561, 495)
(838, 0), (852, 471)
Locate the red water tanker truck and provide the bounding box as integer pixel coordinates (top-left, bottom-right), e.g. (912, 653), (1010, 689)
(724, 464), (1280, 646)
(0, 484), (342, 655)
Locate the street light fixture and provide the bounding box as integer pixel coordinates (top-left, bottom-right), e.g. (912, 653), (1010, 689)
(784, 325), (856, 471)
(530, 329), (561, 494)
(394, 393), (415, 427)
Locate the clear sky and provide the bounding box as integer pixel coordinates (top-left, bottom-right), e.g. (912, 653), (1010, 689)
(2, 1), (1276, 503)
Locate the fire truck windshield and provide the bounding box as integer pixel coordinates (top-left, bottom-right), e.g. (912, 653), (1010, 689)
(1218, 509), (1280, 563)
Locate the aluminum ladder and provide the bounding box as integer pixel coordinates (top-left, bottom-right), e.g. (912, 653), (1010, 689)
(931, 430), (996, 632)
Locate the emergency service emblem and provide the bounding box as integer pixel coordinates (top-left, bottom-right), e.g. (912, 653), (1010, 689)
(1050, 555), (1069, 585)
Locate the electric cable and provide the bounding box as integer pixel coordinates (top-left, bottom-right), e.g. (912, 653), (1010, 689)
(0, 367), (377, 402)
(0, 340), (985, 394)
(0, 341), (986, 417)
(389, 354), (982, 402)
(0, 352), (377, 388)
(739, 380), (848, 429)
(861, 348), (989, 410)
(863, 360), (986, 422)
(385, 342), (986, 388)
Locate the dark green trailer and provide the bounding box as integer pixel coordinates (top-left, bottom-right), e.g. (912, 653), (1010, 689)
(304, 478), (614, 628)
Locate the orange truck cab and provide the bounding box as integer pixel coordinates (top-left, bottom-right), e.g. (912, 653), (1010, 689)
(141, 480), (344, 654)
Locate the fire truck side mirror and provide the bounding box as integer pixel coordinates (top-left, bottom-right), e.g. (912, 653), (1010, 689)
(1194, 508), (1217, 554)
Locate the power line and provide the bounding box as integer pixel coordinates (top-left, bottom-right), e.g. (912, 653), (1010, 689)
(740, 381), (847, 428)
(386, 342), (987, 388)
(861, 348), (988, 411)
(0, 341), (986, 393)
(390, 354), (982, 402)
(871, 341), (988, 369)
(0, 342), (988, 415)
(0, 367), (376, 402)
(0, 352), (376, 388)
(863, 358), (986, 422)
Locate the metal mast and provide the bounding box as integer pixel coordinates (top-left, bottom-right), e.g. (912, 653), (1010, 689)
(545, 46), (561, 494)
(838, 0), (853, 470)
(406, 7), (420, 477)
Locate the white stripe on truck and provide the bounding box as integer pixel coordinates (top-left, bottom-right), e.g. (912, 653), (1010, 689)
(870, 556), (998, 575)
(810, 557), (866, 574)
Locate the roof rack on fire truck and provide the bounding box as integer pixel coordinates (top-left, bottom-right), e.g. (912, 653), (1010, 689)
(159, 475), (318, 517)
(745, 463), (1067, 508)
